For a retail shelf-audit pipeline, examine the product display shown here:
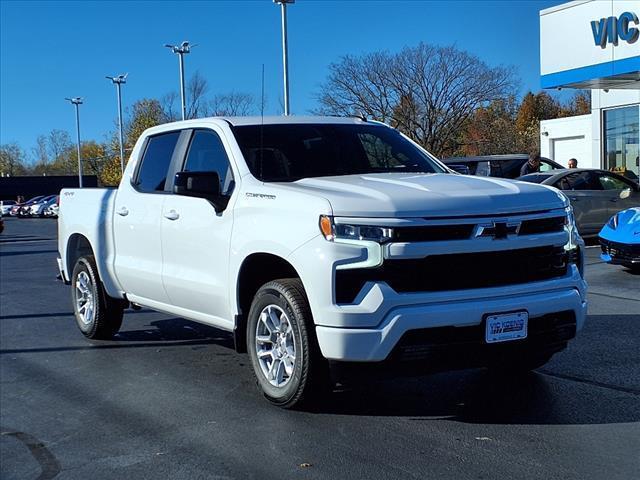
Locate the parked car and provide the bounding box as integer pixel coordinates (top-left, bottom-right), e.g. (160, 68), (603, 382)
(44, 199), (59, 218)
(517, 169), (639, 236)
(16, 196), (45, 217)
(58, 116), (587, 408)
(599, 207), (640, 270)
(9, 202), (25, 216)
(442, 154), (564, 179)
(1, 200), (17, 216)
(31, 195), (58, 217)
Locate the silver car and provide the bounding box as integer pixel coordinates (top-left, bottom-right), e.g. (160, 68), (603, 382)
(518, 169), (640, 236)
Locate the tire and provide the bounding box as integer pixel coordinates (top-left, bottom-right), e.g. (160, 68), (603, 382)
(488, 352), (553, 374)
(246, 278), (329, 408)
(71, 255), (124, 339)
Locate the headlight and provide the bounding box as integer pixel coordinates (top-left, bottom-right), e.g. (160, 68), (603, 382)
(319, 215), (394, 243)
(607, 213), (619, 230)
(563, 206), (584, 276)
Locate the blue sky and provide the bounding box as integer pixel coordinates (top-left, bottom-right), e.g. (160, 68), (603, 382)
(0, 0), (561, 155)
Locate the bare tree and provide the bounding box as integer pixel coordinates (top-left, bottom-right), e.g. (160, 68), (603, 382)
(187, 71), (209, 119)
(317, 43), (518, 157)
(160, 91), (180, 122)
(209, 92), (257, 116)
(47, 129), (73, 163)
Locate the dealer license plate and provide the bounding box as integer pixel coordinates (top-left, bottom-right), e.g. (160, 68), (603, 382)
(485, 311), (528, 344)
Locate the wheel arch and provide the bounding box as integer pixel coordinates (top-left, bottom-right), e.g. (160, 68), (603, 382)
(233, 252), (302, 353)
(66, 233), (94, 276)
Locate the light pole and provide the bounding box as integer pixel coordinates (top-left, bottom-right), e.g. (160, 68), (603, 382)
(164, 41), (195, 120)
(106, 74), (128, 174)
(65, 97), (84, 188)
(274, 0), (294, 116)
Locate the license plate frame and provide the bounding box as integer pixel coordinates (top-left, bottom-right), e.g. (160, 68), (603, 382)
(485, 311), (528, 344)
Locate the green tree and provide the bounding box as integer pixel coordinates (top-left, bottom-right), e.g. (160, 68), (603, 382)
(126, 99), (167, 151)
(0, 143), (29, 176)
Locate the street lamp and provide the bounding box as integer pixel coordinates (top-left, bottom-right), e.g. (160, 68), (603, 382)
(164, 41), (195, 120)
(274, 0), (294, 116)
(106, 73), (128, 174)
(65, 97), (84, 188)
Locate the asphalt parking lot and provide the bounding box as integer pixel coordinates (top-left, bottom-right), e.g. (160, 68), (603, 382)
(1, 217), (638, 480)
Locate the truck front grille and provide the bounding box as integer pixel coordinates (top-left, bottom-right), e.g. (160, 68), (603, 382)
(388, 216), (565, 242)
(335, 245), (569, 304)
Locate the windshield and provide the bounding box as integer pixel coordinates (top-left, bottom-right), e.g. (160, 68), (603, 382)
(232, 123), (447, 182)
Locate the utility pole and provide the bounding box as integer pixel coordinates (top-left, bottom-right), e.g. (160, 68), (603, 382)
(164, 41), (195, 120)
(106, 74), (128, 173)
(274, 0), (294, 115)
(65, 97), (84, 188)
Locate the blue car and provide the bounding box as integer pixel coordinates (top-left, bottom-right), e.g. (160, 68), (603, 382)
(599, 207), (640, 270)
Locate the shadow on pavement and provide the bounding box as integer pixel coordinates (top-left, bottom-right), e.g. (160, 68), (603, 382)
(313, 368), (640, 425)
(0, 249), (58, 257)
(0, 318), (233, 355)
(3, 314), (638, 426)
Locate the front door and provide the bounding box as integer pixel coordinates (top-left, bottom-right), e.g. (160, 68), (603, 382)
(596, 172), (640, 217)
(161, 128), (237, 329)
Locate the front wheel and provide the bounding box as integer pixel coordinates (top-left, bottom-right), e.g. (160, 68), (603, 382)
(246, 278), (329, 408)
(71, 255), (124, 339)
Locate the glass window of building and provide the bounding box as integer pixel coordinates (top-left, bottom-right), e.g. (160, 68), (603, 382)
(603, 105), (640, 182)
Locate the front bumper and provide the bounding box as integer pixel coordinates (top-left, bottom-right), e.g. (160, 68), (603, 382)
(600, 238), (640, 265)
(315, 281), (587, 361)
(288, 215), (587, 363)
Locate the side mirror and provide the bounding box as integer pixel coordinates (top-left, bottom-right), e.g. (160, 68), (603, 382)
(174, 171), (224, 210)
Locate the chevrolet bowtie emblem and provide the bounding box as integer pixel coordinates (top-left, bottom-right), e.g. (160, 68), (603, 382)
(474, 221), (521, 239)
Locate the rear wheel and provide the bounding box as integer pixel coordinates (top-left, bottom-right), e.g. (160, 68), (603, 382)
(247, 278), (329, 408)
(71, 255), (124, 339)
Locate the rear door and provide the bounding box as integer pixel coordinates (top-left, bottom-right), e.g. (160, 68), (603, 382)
(113, 130), (182, 303)
(554, 171), (606, 235)
(160, 127), (237, 329)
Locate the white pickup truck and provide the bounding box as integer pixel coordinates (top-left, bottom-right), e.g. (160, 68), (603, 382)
(58, 116), (588, 407)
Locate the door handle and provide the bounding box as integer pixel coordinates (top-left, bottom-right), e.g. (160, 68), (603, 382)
(116, 207), (129, 216)
(164, 210), (180, 221)
(569, 197), (579, 202)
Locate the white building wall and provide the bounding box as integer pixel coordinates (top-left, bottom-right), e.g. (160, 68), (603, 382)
(540, 114), (594, 168)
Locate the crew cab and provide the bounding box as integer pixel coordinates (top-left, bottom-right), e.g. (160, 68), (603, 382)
(58, 116), (588, 407)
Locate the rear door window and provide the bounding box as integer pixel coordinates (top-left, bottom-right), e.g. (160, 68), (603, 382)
(135, 131), (181, 192)
(556, 172), (601, 191)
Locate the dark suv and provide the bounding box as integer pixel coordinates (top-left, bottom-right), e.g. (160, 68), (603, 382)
(443, 154), (564, 179)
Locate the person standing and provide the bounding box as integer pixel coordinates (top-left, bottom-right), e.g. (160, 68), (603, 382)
(568, 158), (578, 168)
(520, 152), (541, 176)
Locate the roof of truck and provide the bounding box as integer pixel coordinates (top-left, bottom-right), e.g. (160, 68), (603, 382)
(220, 115), (369, 126)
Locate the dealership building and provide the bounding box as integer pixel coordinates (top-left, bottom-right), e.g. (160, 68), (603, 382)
(539, 0), (639, 179)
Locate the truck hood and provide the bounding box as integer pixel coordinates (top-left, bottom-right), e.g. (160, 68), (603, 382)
(288, 173), (567, 217)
